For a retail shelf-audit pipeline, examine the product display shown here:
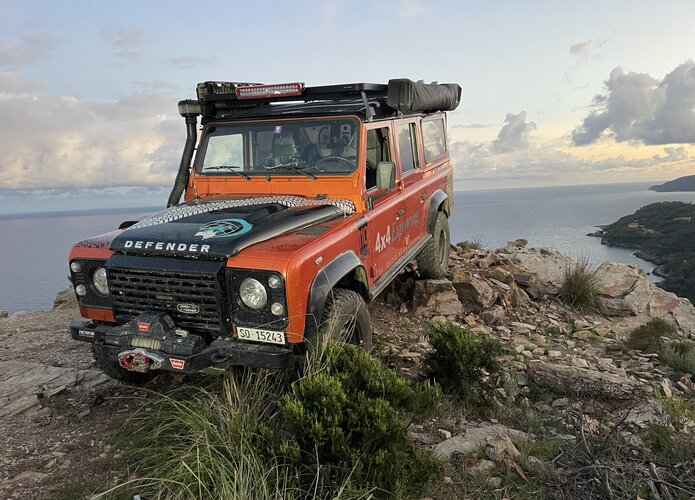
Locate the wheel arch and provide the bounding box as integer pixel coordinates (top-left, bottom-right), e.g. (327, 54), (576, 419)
(306, 251), (369, 336)
(427, 189), (450, 234)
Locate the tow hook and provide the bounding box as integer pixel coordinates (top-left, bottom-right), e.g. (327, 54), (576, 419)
(118, 348), (165, 373)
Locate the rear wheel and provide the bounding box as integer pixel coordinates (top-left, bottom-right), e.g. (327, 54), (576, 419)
(318, 288), (372, 350)
(92, 345), (157, 385)
(417, 211), (450, 278)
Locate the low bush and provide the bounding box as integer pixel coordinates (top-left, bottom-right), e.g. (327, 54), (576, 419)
(625, 317), (678, 353)
(557, 256), (603, 313)
(423, 322), (503, 410)
(662, 340), (695, 375)
(278, 345), (442, 496)
(118, 344), (442, 499)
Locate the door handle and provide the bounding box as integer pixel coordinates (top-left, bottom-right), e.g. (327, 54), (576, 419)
(395, 210), (406, 220)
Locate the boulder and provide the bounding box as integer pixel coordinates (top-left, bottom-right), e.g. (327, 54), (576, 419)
(433, 423), (530, 460)
(412, 279), (464, 318)
(451, 269), (497, 312)
(527, 361), (648, 400)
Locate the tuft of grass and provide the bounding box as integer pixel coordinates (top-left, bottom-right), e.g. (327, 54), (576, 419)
(625, 317), (678, 353)
(661, 340), (695, 375)
(423, 322), (503, 411)
(558, 256), (603, 313)
(647, 423), (674, 456)
(457, 237), (483, 252)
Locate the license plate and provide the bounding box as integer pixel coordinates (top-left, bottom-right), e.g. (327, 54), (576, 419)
(236, 327), (285, 345)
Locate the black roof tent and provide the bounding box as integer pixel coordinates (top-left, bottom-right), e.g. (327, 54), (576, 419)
(195, 79), (461, 121)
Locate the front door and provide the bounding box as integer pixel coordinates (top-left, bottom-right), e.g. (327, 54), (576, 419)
(363, 123), (407, 283)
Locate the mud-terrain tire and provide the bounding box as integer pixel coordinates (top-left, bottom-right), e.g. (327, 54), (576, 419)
(318, 288), (372, 350)
(417, 211), (450, 279)
(92, 345), (157, 385)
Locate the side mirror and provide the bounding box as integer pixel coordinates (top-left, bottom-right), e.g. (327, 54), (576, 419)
(376, 161), (395, 190)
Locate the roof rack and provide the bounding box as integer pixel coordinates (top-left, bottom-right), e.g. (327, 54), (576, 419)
(195, 79), (461, 121)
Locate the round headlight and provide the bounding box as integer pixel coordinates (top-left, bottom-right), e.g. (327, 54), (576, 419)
(75, 284), (87, 296)
(239, 278), (267, 310)
(70, 261), (82, 273)
(92, 267), (109, 295)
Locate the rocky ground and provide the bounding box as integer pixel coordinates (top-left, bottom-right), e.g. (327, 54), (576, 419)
(374, 240), (695, 498)
(1, 240), (694, 498)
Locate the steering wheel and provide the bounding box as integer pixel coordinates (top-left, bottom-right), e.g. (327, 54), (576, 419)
(314, 155), (356, 171)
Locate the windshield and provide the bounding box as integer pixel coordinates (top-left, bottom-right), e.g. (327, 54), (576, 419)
(198, 117), (360, 177)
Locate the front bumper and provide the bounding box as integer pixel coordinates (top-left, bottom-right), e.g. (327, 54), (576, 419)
(70, 313), (294, 372)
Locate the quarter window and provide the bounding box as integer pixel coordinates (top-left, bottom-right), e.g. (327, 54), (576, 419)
(396, 122), (419, 174)
(422, 118), (446, 163)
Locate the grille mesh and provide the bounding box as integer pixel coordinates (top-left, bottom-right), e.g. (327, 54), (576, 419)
(108, 267), (224, 336)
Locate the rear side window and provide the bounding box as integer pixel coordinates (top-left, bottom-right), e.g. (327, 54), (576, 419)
(396, 122), (419, 174)
(422, 118), (446, 163)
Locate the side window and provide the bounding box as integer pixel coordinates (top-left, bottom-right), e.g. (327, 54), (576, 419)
(366, 127), (391, 191)
(422, 118), (446, 163)
(201, 133), (244, 171)
(396, 122), (419, 174)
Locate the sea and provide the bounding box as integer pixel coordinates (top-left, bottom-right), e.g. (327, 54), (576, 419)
(1, 181), (695, 314)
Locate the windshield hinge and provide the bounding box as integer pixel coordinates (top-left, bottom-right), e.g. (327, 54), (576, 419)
(361, 90), (374, 122)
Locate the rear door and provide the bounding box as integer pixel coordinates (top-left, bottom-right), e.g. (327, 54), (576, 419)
(395, 119), (429, 249)
(363, 122), (407, 282)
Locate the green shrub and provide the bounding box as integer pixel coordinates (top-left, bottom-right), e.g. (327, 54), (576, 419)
(423, 322), (503, 410)
(625, 317), (678, 353)
(277, 344), (442, 497)
(662, 340), (695, 375)
(558, 257), (602, 313)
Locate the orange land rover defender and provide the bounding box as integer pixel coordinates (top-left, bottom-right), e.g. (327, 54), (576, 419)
(68, 79), (461, 381)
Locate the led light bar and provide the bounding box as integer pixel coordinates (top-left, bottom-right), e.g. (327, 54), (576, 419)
(235, 83), (304, 100)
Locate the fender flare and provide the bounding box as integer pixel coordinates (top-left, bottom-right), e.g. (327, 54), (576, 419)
(305, 251), (367, 336)
(427, 189), (450, 234)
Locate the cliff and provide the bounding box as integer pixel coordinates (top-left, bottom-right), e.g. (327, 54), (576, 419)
(600, 201), (695, 302)
(650, 174), (695, 192)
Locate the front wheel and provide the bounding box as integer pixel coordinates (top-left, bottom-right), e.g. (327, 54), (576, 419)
(417, 211), (450, 279)
(318, 288), (372, 350)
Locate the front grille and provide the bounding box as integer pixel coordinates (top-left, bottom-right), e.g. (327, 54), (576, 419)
(107, 258), (226, 337)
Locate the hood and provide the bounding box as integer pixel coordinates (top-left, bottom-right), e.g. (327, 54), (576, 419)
(110, 196), (354, 259)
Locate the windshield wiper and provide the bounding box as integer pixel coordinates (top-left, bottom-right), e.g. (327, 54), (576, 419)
(264, 163), (317, 180)
(205, 166), (251, 180)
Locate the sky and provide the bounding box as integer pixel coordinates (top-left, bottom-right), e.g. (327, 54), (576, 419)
(1, 0), (694, 213)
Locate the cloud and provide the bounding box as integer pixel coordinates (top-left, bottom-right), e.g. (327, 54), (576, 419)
(452, 123), (492, 129)
(569, 39), (605, 58)
(0, 75), (184, 190)
(451, 111), (695, 189)
(491, 111), (536, 153)
(0, 71), (47, 92)
(167, 56), (213, 69)
(0, 33), (55, 68)
(572, 60), (695, 146)
(102, 27), (146, 63)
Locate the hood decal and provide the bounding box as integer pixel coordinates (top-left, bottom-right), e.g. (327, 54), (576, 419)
(194, 218), (253, 240)
(110, 197), (352, 259)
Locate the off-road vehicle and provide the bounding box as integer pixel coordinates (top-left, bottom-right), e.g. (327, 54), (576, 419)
(68, 78), (461, 381)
